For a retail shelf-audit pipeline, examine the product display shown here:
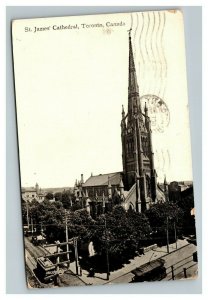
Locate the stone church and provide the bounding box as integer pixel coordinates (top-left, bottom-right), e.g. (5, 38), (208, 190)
(74, 32), (165, 214)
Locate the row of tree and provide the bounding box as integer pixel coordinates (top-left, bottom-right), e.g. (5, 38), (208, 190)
(44, 190), (77, 209)
(22, 194), (196, 270)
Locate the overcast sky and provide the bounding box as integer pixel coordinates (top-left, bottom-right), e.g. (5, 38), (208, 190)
(12, 10), (193, 188)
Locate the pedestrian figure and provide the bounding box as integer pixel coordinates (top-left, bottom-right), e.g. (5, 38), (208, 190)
(88, 267), (95, 277)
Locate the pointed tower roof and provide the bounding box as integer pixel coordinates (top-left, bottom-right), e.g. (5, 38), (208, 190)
(128, 30), (141, 125)
(122, 104), (125, 119)
(144, 102), (148, 115)
(164, 175), (168, 193)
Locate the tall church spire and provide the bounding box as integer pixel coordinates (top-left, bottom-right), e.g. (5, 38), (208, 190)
(128, 30), (141, 125)
(121, 31), (157, 211)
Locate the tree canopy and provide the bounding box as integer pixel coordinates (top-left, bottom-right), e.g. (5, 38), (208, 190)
(45, 192), (54, 200)
(22, 190), (195, 272)
(145, 202), (184, 246)
(91, 205), (152, 266)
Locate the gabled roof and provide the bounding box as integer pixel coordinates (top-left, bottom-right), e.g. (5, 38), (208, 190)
(83, 172), (122, 187)
(124, 183), (165, 208)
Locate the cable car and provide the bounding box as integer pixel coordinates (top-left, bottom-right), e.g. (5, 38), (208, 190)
(131, 258), (166, 282)
(36, 257), (56, 282)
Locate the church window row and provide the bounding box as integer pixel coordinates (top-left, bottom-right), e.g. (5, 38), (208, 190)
(127, 138), (134, 156)
(87, 187), (107, 197)
(85, 186), (122, 199)
(141, 136), (149, 156)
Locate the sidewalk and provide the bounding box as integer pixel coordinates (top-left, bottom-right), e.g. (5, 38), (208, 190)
(69, 239), (189, 286)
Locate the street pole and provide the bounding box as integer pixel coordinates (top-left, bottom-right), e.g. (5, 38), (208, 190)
(31, 218), (34, 236)
(65, 209), (70, 268)
(174, 221), (177, 250)
(102, 192), (105, 215)
(166, 216), (170, 253)
(74, 237), (79, 275)
(26, 201), (30, 229)
(54, 242), (60, 285)
(40, 222), (43, 235)
(104, 217), (110, 280)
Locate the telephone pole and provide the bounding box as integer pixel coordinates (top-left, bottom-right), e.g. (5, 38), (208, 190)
(65, 209), (70, 268)
(73, 237), (79, 275)
(54, 241), (60, 285)
(31, 218), (34, 236)
(166, 216), (170, 253)
(104, 217), (110, 280)
(174, 221), (177, 250)
(26, 200), (30, 229)
(40, 222), (43, 235)
(102, 192), (105, 215)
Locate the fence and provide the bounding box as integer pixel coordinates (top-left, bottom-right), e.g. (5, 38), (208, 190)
(164, 253), (198, 280)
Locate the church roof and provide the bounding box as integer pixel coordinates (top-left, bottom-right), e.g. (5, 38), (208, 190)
(124, 183), (166, 209)
(83, 172), (122, 187)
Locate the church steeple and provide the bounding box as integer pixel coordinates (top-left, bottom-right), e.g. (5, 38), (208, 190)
(121, 31), (157, 212)
(128, 30), (141, 126)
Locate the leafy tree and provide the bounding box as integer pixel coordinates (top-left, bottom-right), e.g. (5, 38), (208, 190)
(126, 209), (152, 247)
(25, 199), (65, 242)
(91, 205), (152, 268)
(54, 192), (62, 202)
(61, 191), (72, 209)
(70, 201), (83, 211)
(145, 202), (184, 246)
(45, 192), (54, 200)
(67, 209), (95, 243)
(177, 187), (196, 236)
(21, 201), (28, 225)
(42, 200), (65, 242)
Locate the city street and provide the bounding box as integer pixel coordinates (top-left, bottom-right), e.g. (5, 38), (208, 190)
(24, 237), (86, 287)
(25, 237), (49, 259)
(24, 235), (198, 287)
(162, 243), (198, 281)
(69, 239), (197, 285)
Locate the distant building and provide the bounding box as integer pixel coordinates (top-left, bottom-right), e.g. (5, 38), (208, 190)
(21, 183), (46, 203)
(168, 181), (193, 203)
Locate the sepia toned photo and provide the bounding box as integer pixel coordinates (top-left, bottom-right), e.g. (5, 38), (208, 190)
(12, 10), (197, 288)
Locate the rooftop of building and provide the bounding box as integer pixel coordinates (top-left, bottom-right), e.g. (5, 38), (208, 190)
(82, 171), (123, 187)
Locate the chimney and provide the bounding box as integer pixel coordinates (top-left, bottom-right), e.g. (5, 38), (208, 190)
(81, 174), (84, 184)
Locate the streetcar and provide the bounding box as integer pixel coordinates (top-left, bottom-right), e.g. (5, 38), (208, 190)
(31, 234), (46, 246)
(36, 256), (56, 282)
(131, 258), (166, 282)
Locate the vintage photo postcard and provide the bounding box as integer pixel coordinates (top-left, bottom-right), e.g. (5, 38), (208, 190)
(12, 10), (197, 288)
